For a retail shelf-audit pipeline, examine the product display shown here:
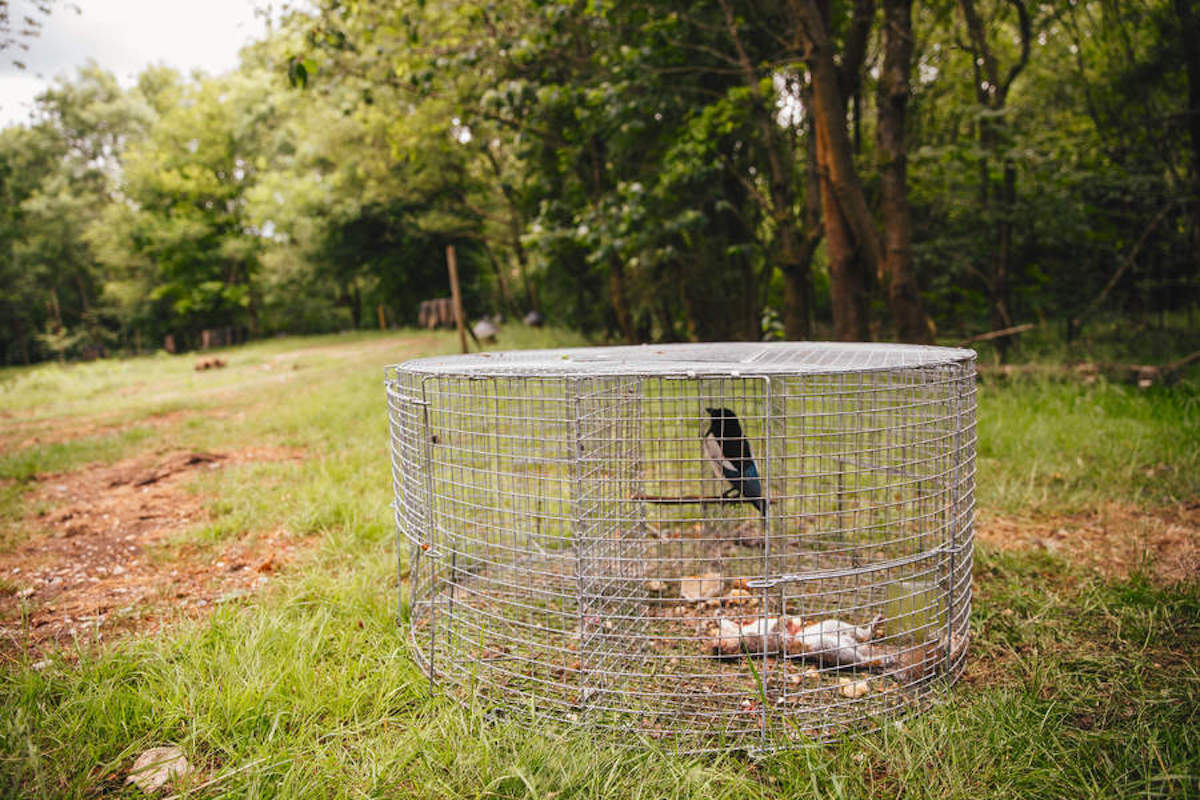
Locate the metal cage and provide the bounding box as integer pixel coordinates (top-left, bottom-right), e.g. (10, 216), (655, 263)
(385, 342), (976, 750)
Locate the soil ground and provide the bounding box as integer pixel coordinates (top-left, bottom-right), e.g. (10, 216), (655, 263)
(0, 447), (311, 658)
(977, 502), (1199, 585)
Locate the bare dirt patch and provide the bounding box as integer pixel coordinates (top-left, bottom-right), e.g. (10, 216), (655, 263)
(0, 447), (309, 657)
(978, 502), (1200, 584)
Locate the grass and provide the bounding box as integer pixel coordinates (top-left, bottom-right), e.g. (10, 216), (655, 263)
(0, 327), (1197, 798)
(977, 376), (1200, 513)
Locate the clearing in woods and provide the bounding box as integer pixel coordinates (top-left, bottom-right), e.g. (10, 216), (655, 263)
(0, 329), (1196, 799)
(0, 332), (437, 655)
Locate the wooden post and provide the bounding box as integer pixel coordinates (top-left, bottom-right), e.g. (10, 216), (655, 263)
(446, 245), (469, 353)
(376, 303), (387, 331)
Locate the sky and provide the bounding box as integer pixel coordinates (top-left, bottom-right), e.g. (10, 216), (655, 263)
(0, 0), (270, 127)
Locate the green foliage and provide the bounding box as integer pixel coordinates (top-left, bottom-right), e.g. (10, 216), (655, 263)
(0, 0), (1196, 361)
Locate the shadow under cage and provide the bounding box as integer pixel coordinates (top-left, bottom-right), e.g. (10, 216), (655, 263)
(386, 342), (976, 751)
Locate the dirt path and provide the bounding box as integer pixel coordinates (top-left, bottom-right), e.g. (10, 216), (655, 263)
(977, 502), (1200, 585)
(0, 448), (310, 658)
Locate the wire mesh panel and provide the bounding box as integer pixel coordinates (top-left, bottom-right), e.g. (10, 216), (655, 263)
(385, 342), (977, 751)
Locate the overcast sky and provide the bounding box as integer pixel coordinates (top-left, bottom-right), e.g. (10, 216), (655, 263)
(0, 0), (270, 127)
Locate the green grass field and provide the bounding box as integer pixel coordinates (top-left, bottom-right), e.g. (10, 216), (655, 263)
(0, 329), (1197, 798)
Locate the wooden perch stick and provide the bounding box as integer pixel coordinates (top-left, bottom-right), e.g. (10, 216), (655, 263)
(632, 493), (779, 506)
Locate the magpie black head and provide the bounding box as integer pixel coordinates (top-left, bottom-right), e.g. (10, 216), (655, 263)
(704, 407), (743, 438)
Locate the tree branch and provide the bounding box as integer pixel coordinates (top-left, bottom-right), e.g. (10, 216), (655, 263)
(1072, 200), (1178, 329)
(838, 0), (876, 97)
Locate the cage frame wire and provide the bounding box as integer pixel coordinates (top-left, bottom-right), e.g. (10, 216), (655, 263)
(386, 342), (977, 751)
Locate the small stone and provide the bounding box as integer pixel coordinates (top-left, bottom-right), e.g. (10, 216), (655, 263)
(126, 746), (190, 794)
(840, 679), (870, 699)
(680, 572), (722, 602)
(645, 579), (666, 593)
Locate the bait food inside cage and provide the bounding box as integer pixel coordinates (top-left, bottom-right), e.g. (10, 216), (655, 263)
(386, 342), (976, 750)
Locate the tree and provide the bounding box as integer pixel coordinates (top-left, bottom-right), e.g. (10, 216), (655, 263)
(92, 73), (268, 347)
(793, 0), (929, 342)
(876, 0), (929, 342)
(953, 0), (1031, 357)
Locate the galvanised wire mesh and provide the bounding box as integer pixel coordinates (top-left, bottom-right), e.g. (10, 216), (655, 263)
(385, 342), (976, 751)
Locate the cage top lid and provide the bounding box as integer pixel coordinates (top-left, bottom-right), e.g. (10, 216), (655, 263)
(394, 341), (975, 378)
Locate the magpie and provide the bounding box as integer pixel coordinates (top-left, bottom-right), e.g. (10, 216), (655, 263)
(702, 407), (766, 516)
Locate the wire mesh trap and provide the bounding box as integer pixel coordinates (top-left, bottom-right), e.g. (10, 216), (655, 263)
(385, 342), (977, 751)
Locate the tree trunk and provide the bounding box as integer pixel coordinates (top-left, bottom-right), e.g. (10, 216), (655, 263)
(719, 0), (814, 340)
(876, 0), (930, 343)
(1174, 0), (1200, 280)
(679, 272), (700, 342)
(349, 282), (362, 329)
(793, 0), (885, 282)
(483, 243), (516, 316)
(783, 102), (824, 340)
(992, 158), (1016, 330)
(956, 0), (1029, 360)
(824, 204), (870, 340)
(817, 118), (870, 340)
(794, 0), (880, 340)
(741, 257), (759, 340)
(48, 286), (63, 331)
(608, 257), (636, 344)
(781, 226), (820, 339)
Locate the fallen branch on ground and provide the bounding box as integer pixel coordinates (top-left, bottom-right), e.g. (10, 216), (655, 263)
(977, 350), (1200, 386)
(959, 322), (1037, 346)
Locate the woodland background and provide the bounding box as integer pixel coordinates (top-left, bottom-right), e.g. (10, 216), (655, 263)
(2, 4), (1199, 796)
(1, 0), (1197, 362)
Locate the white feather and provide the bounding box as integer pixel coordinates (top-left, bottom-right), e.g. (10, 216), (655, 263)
(703, 433), (736, 476)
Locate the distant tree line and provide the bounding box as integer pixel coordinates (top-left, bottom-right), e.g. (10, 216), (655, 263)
(0, 0), (1196, 364)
